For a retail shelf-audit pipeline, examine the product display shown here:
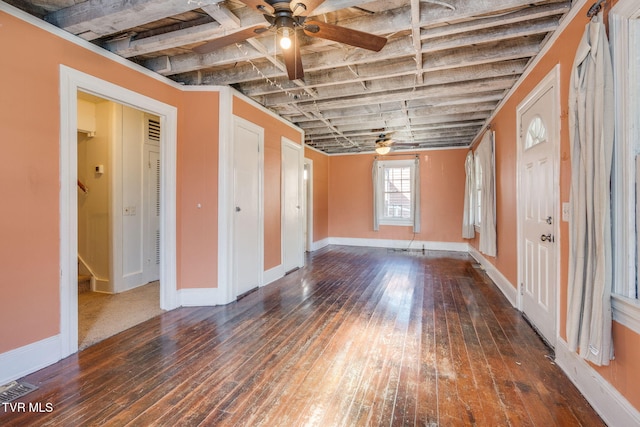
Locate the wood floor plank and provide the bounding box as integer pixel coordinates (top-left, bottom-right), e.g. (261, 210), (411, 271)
(0, 246), (606, 427)
(243, 259), (389, 426)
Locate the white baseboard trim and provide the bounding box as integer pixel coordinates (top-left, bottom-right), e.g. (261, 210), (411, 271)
(94, 278), (111, 293)
(328, 237), (469, 253)
(468, 246), (518, 307)
(310, 238), (330, 252)
(179, 287), (232, 306)
(263, 264), (285, 286)
(0, 335), (61, 385)
(555, 338), (640, 427)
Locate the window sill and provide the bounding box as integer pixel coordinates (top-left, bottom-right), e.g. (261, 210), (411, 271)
(612, 294), (640, 335)
(379, 220), (413, 227)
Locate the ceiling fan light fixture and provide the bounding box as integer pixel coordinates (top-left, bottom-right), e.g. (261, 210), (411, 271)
(279, 27), (292, 49)
(375, 146), (391, 155)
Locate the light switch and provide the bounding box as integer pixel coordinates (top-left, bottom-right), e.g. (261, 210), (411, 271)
(562, 202), (570, 222)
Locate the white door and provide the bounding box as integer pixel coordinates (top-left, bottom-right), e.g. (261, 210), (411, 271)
(282, 139), (304, 272)
(304, 159), (313, 252)
(144, 147), (160, 283)
(233, 119), (263, 296)
(518, 76), (558, 346)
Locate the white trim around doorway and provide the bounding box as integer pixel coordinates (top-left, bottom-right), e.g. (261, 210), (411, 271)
(59, 65), (179, 359)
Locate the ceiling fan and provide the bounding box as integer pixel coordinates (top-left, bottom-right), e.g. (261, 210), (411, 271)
(193, 0), (387, 80)
(374, 133), (420, 154)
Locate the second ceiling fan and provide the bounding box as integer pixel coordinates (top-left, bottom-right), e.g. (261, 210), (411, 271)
(193, 0), (387, 80)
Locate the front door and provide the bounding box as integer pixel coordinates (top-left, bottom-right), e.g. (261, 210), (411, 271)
(518, 71), (559, 346)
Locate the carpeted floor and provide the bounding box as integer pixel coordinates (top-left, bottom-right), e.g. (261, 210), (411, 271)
(78, 281), (165, 350)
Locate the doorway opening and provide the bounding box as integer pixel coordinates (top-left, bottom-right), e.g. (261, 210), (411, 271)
(76, 93), (164, 349)
(60, 66), (178, 358)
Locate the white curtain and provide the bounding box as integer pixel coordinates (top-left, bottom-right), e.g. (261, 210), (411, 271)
(372, 159), (379, 231)
(567, 13), (614, 366)
(462, 150), (475, 239)
(413, 156), (421, 233)
(477, 131), (497, 256)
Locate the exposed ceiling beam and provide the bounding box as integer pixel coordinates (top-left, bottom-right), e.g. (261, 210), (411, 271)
(45, 0), (224, 40)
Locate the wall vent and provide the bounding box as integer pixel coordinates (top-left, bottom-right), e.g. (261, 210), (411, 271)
(146, 117), (161, 143)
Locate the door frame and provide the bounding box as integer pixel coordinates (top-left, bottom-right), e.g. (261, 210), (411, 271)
(281, 138), (305, 271)
(60, 66), (178, 358)
(515, 65), (561, 344)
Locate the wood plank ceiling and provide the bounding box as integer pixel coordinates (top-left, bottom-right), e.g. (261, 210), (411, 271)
(6, 0), (572, 153)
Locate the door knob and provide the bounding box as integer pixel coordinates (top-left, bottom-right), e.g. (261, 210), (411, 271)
(540, 233), (554, 242)
(546, 216), (553, 225)
(235, 206), (241, 212)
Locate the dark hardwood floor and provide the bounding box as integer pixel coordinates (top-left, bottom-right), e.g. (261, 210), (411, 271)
(1, 246), (604, 426)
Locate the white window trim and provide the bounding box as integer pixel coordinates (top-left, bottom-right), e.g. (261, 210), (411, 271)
(376, 159), (416, 227)
(611, 0), (640, 334)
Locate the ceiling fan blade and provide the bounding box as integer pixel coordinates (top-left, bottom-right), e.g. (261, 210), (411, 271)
(193, 25), (268, 54)
(291, 0), (326, 16)
(235, 0), (275, 15)
(303, 20), (387, 52)
(282, 36), (304, 80)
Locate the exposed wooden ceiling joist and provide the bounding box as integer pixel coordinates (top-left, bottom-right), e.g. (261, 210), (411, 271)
(7, 0), (573, 153)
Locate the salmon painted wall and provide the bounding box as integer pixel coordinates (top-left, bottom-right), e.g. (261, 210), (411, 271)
(328, 150), (467, 243)
(0, 11), (220, 352)
(232, 96), (303, 270)
(303, 148), (330, 243)
(178, 91), (220, 289)
(472, 0), (640, 410)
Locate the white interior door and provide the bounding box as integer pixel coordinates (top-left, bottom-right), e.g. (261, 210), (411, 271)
(282, 139), (304, 272)
(518, 76), (559, 346)
(233, 119), (263, 296)
(304, 159), (313, 252)
(144, 146), (160, 283)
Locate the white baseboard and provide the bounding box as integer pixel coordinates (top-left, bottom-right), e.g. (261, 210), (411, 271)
(263, 264), (285, 286)
(310, 238), (330, 251)
(179, 287), (232, 306)
(328, 237), (469, 253)
(94, 278), (111, 293)
(555, 338), (640, 427)
(468, 246), (518, 307)
(0, 335), (61, 386)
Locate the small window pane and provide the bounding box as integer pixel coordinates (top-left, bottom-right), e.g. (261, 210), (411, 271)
(525, 116), (547, 149)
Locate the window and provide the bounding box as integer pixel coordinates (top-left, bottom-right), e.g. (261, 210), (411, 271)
(525, 115), (547, 149)
(610, 1), (640, 333)
(375, 160), (416, 226)
(474, 153), (482, 227)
